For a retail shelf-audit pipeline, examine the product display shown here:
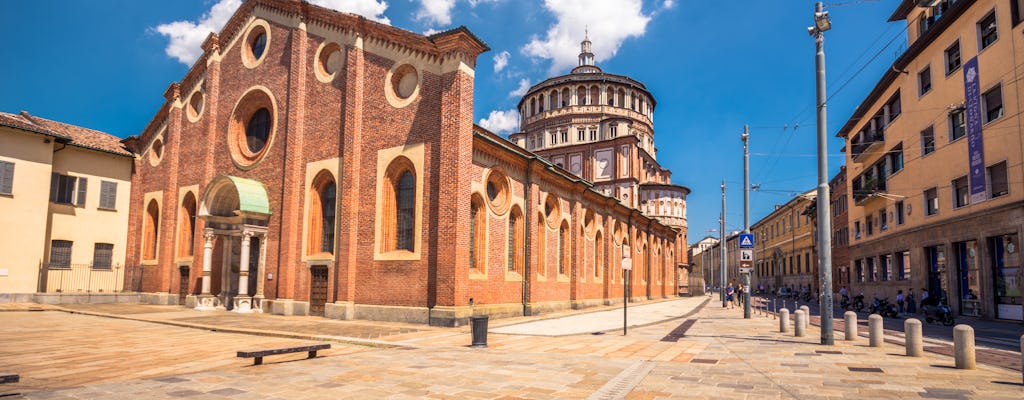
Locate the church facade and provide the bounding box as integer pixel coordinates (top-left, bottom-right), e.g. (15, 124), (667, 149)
(126, 0), (688, 326)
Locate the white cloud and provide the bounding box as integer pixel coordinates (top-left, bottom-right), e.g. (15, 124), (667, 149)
(155, 0), (389, 65)
(155, 0), (241, 65)
(493, 50), (510, 73)
(416, 0), (456, 26)
(522, 0), (651, 73)
(509, 78), (531, 97)
(479, 109), (520, 134)
(468, 0), (501, 6)
(663, 0), (675, 9)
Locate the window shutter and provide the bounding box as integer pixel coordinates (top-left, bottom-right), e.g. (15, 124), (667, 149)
(100, 181), (117, 209)
(50, 173), (59, 202)
(0, 161), (12, 194)
(76, 177), (87, 206)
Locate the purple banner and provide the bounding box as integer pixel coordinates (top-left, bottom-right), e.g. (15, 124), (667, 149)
(963, 57), (986, 203)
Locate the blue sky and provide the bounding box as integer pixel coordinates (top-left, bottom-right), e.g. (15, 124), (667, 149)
(0, 0), (907, 244)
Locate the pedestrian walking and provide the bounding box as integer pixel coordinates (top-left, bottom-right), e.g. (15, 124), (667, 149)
(906, 287), (917, 314)
(737, 284), (745, 306)
(896, 289), (905, 315)
(919, 288), (929, 315)
(726, 283), (735, 309)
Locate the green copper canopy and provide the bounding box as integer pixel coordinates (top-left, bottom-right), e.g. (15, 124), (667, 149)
(224, 176), (271, 215)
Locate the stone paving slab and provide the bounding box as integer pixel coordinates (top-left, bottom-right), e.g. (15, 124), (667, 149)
(491, 296), (709, 336)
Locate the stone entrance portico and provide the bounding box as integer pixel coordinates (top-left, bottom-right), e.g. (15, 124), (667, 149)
(193, 176), (271, 313)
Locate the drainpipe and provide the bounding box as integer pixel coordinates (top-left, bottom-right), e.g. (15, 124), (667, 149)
(522, 158), (533, 316)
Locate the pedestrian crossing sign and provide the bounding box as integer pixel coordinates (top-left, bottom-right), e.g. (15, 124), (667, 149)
(739, 233), (754, 248)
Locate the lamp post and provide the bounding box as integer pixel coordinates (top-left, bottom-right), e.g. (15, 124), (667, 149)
(743, 125), (751, 319)
(622, 241), (631, 335)
(720, 180), (727, 308)
(809, 1), (835, 345)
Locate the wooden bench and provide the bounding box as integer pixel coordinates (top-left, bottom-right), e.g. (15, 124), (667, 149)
(0, 372), (19, 384)
(237, 343), (330, 365)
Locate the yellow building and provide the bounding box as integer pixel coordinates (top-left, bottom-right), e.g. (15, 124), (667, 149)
(838, 0), (1023, 320)
(0, 111), (133, 300)
(752, 190), (818, 296)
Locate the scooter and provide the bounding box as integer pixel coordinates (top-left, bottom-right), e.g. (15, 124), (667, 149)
(923, 297), (955, 326)
(846, 294), (865, 312)
(870, 297), (899, 318)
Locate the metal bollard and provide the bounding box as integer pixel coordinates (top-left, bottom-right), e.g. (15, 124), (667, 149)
(773, 299), (777, 319)
(800, 305), (810, 329)
(780, 308), (790, 333)
(904, 318), (923, 357)
(1019, 334), (1023, 384)
(953, 324), (975, 369)
(844, 311), (857, 341)
(794, 310), (806, 337)
(868, 314), (883, 347)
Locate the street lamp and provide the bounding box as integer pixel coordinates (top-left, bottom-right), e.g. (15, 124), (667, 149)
(809, 1), (835, 346)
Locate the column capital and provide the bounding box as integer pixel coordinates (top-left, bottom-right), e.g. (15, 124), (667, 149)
(204, 231), (217, 242)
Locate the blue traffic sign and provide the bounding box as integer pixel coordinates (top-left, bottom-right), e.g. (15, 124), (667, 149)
(739, 233), (754, 248)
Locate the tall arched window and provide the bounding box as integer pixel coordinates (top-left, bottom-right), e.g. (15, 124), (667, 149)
(308, 171), (336, 255)
(143, 199), (159, 261)
(576, 86), (586, 105)
(561, 88), (569, 107)
(617, 88), (625, 108)
(508, 207), (523, 273)
(470, 195), (485, 269)
(559, 221), (569, 275)
(178, 192), (197, 257)
(590, 86), (599, 106)
(595, 231), (603, 278)
(383, 157), (416, 252)
(537, 213), (546, 276)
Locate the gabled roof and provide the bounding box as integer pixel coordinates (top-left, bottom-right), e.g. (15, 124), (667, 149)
(0, 111), (133, 157)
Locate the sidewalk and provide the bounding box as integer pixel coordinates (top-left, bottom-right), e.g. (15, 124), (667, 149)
(491, 296), (709, 336)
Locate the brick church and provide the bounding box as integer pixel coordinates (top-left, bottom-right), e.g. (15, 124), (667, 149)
(126, 0), (689, 326)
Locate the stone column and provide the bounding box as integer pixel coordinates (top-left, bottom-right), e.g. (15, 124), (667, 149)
(196, 231), (218, 310)
(253, 234), (267, 312)
(234, 231), (253, 313)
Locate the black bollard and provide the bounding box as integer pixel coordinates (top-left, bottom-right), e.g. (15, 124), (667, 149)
(470, 315), (489, 348)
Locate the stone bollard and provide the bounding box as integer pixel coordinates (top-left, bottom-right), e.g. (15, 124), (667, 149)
(868, 314), (883, 347)
(844, 311), (857, 341)
(800, 305), (810, 329)
(794, 310), (806, 337)
(953, 324), (976, 369)
(904, 318), (923, 357)
(780, 308), (790, 333)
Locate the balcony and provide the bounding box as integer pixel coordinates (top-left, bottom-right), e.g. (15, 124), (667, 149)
(853, 176), (887, 206)
(850, 129), (885, 163)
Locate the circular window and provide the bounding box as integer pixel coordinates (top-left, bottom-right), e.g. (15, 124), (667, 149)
(484, 170), (510, 215)
(241, 21), (270, 68)
(228, 88), (277, 169)
(187, 91), (204, 122)
(149, 137), (163, 166)
(385, 63), (420, 108)
(245, 108), (271, 153)
(544, 194), (561, 228)
(315, 42), (344, 82)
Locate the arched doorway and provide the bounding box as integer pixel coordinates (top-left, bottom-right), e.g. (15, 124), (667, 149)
(196, 175), (272, 313)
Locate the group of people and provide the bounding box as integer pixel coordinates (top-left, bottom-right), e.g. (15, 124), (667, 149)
(839, 285), (941, 316)
(724, 281), (746, 308)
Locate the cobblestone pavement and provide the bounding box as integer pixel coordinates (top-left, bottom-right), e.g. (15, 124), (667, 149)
(1, 300), (1022, 399)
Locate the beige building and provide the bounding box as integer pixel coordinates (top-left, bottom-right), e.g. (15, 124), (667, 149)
(838, 0), (1023, 320)
(0, 111), (133, 299)
(751, 190), (818, 296)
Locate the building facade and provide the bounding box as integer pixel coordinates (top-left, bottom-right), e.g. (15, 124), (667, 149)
(830, 167), (850, 292)
(751, 191), (818, 296)
(688, 236), (718, 295)
(839, 0), (1023, 320)
(0, 112), (133, 298)
(125, 0), (685, 325)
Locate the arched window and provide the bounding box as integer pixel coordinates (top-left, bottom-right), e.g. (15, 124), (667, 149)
(595, 231), (603, 278)
(590, 86), (599, 106)
(617, 88), (625, 108)
(576, 86), (587, 105)
(559, 221), (569, 275)
(178, 192), (197, 257)
(548, 91), (557, 109)
(383, 157), (416, 252)
(508, 206), (523, 273)
(561, 88), (569, 107)
(308, 171), (336, 255)
(469, 195), (485, 269)
(143, 199), (159, 261)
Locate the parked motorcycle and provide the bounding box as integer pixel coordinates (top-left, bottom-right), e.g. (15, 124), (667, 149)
(839, 295), (851, 310)
(870, 297), (899, 318)
(844, 294), (865, 312)
(923, 297), (955, 326)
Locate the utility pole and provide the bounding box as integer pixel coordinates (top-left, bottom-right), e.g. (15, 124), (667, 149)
(742, 125), (751, 319)
(809, 1), (835, 345)
(720, 180), (727, 308)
